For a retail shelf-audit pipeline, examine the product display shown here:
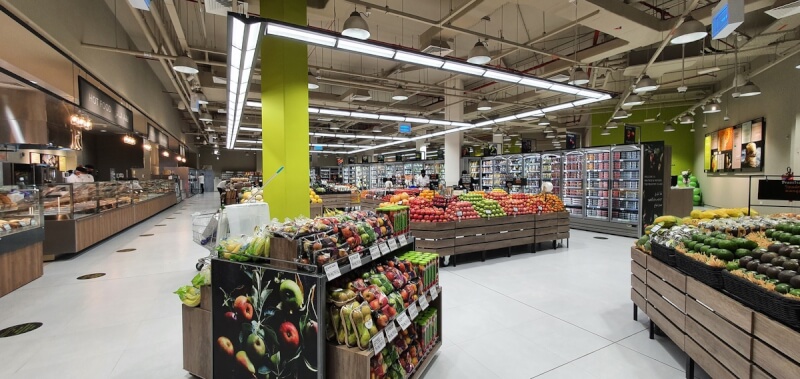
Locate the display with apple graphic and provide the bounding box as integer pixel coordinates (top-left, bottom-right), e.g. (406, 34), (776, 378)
(213, 259), (323, 379)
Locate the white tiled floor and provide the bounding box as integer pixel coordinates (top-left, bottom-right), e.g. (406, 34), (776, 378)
(0, 194), (708, 378)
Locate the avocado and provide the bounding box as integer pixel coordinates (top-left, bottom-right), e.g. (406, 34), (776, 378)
(778, 246), (794, 257)
(761, 252), (779, 263)
(791, 250), (800, 260)
(735, 249), (752, 259)
(757, 263), (774, 275)
(686, 241), (697, 250)
(742, 239), (759, 250)
(790, 235), (800, 246)
(768, 243), (784, 253)
(755, 274), (769, 281)
(714, 249), (735, 261)
(739, 256), (754, 268)
(700, 245), (712, 255)
(772, 256), (789, 267)
(766, 266), (784, 279)
(768, 279), (781, 285)
(784, 260), (800, 271)
(776, 283), (791, 294)
(709, 239), (719, 248)
(791, 289), (800, 296)
(692, 234), (705, 242)
(718, 240), (737, 251)
(781, 233), (794, 243)
(746, 260), (761, 271)
(791, 275), (800, 289)
(766, 229), (776, 238)
(778, 270), (797, 284)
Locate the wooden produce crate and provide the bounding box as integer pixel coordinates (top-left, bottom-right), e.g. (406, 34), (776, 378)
(320, 193), (352, 209)
(453, 215), (535, 255)
(359, 198), (382, 211)
(326, 288), (443, 379)
(752, 313), (800, 378)
(310, 203), (323, 218)
(182, 285), (212, 379)
(645, 255), (687, 350)
(631, 246), (647, 320)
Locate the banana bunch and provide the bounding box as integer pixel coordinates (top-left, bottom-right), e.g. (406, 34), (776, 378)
(324, 208), (344, 216)
(217, 239), (243, 259)
(174, 285), (201, 307)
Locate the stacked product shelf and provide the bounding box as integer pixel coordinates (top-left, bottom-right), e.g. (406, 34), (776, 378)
(541, 153), (562, 195)
(523, 154), (541, 194)
(507, 155), (524, 193)
(562, 151), (584, 217)
(611, 147), (641, 224)
(479, 158), (494, 190)
(584, 149), (611, 220)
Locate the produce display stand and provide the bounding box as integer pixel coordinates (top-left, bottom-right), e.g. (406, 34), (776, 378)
(310, 203), (323, 218)
(411, 211), (570, 265)
(319, 193), (352, 209)
(187, 234), (444, 379)
(630, 247), (800, 378)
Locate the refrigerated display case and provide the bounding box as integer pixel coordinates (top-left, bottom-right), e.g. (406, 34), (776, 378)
(611, 146), (642, 225)
(465, 158), (480, 181)
(506, 155), (524, 193)
(541, 153), (562, 194)
(368, 164), (385, 188)
(0, 186), (44, 297)
(562, 151), (584, 217)
(583, 149), (610, 221)
(480, 156), (507, 190)
(523, 154), (541, 194)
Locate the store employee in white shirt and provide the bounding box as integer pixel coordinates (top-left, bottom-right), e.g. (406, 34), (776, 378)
(415, 170), (430, 189)
(66, 167), (89, 183)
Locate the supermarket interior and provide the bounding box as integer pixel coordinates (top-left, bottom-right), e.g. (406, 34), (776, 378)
(1, 0), (800, 378)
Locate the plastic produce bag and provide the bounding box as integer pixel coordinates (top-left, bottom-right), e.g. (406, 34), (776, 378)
(174, 285), (201, 307)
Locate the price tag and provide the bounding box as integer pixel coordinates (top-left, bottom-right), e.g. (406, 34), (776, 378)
(348, 254), (362, 269)
(397, 313), (412, 330)
(430, 286), (438, 300)
(398, 234), (408, 246)
(384, 322), (398, 342)
(379, 242), (390, 255)
(650, 224), (662, 233)
(369, 245), (381, 260)
(324, 263), (341, 281)
(485, 209), (491, 215)
(419, 295), (429, 310)
(513, 207), (518, 213)
(456, 210), (463, 217)
(371, 332), (386, 354)
(407, 302), (419, 320)
(388, 238), (399, 250)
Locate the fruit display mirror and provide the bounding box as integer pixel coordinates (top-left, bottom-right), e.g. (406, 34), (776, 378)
(212, 259), (324, 379)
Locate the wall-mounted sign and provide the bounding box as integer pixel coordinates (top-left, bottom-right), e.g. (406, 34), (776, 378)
(704, 117), (764, 173)
(398, 123), (411, 134)
(361, 155), (369, 163)
(566, 133), (578, 150)
(624, 125), (638, 145)
(376, 155), (384, 163)
(313, 145), (323, 151)
(758, 180), (800, 201)
(148, 124), (158, 143)
(179, 145), (185, 157)
(78, 78), (132, 130)
(712, 0), (744, 40)
(158, 132), (168, 148)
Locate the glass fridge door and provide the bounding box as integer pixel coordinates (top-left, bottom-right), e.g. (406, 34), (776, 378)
(562, 151), (584, 217)
(541, 153), (562, 195)
(480, 158), (493, 190)
(584, 149), (611, 221)
(523, 154), (541, 194)
(611, 146), (642, 225)
(492, 157), (507, 188)
(506, 155), (524, 193)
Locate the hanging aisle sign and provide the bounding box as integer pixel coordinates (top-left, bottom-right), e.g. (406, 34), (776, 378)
(78, 78), (133, 130)
(712, 0), (744, 40)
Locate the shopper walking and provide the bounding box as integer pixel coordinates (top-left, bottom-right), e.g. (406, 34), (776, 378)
(198, 173), (205, 194)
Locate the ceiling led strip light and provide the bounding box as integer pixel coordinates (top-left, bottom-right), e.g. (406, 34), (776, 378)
(226, 14), (264, 150)
(264, 20), (610, 100)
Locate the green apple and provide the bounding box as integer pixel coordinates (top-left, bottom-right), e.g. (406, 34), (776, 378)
(280, 280), (304, 310)
(246, 333), (266, 358)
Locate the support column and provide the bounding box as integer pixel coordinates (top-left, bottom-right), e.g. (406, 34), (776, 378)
(261, 0), (309, 219)
(444, 78), (463, 186)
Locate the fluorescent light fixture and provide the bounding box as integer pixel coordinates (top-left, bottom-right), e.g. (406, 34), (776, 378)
(246, 101), (262, 107)
(483, 69), (522, 83)
(329, 124), (341, 130)
(226, 14), (264, 149)
(519, 77), (552, 89)
(310, 132), (407, 141)
(237, 139), (262, 144)
(442, 61), (486, 76)
(404, 117), (429, 123)
(232, 147), (263, 151)
(319, 109), (351, 116)
(623, 94), (645, 106)
(542, 103), (574, 113)
(309, 143), (362, 148)
(240, 127), (261, 132)
(337, 38), (394, 58)
(494, 115), (517, 123)
(383, 148), (417, 155)
(394, 51), (444, 68)
(515, 110), (544, 119)
(308, 107), (319, 113)
(452, 122), (472, 127)
(572, 98), (602, 106)
(428, 120), (451, 126)
(266, 23), (337, 47)
(350, 111), (380, 119)
(698, 66), (720, 75)
(475, 120), (494, 127)
(379, 115), (406, 121)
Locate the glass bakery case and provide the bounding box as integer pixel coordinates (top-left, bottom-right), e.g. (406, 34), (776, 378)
(41, 180), (174, 219)
(0, 186), (43, 238)
(119, 179), (179, 203)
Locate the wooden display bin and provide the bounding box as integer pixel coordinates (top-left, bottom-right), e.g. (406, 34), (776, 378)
(310, 203), (323, 218)
(182, 286), (212, 379)
(320, 193), (352, 209)
(326, 289), (443, 379)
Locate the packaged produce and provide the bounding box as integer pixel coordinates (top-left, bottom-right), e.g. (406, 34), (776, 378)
(340, 301), (360, 347)
(349, 301), (379, 350)
(360, 284), (390, 312)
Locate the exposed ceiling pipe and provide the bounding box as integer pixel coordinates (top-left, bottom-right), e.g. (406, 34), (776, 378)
(80, 43), (226, 67)
(437, 0), (481, 26)
(343, 0), (592, 66)
(124, 2), (203, 133)
(163, 0), (191, 54)
(605, 0), (702, 126)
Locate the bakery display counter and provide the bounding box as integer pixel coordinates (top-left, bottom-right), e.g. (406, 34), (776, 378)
(0, 186), (44, 297)
(42, 180), (177, 259)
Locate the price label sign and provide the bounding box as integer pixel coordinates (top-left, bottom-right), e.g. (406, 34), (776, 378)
(384, 322), (398, 342)
(407, 303), (419, 320)
(371, 332), (386, 354)
(369, 245), (381, 260)
(430, 286), (438, 300)
(485, 209), (491, 215)
(651, 224), (662, 233)
(456, 210), (463, 217)
(419, 294), (429, 310)
(380, 242), (391, 255)
(348, 254), (362, 269)
(398, 234), (408, 246)
(397, 313), (412, 330)
(324, 263), (341, 281)
(388, 238), (399, 250)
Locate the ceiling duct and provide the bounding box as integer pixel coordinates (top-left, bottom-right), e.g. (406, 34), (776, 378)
(343, 89), (372, 102)
(419, 39), (453, 57)
(204, 0), (248, 17)
(307, 0), (332, 10)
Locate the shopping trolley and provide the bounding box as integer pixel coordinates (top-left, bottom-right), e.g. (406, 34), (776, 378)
(192, 211), (220, 270)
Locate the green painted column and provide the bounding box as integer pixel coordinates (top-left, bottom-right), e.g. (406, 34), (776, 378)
(261, 0), (309, 219)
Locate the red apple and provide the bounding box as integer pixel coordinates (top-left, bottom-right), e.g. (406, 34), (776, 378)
(279, 321), (300, 351)
(235, 299), (254, 321)
(217, 336), (235, 356)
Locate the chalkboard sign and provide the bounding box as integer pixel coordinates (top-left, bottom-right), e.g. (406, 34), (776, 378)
(641, 142), (665, 234)
(758, 180), (800, 201)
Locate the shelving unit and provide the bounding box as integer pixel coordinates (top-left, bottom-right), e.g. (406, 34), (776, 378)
(506, 155), (524, 193)
(541, 153), (562, 195)
(562, 151), (584, 217)
(523, 154), (541, 194)
(611, 146), (641, 225)
(583, 149), (610, 221)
